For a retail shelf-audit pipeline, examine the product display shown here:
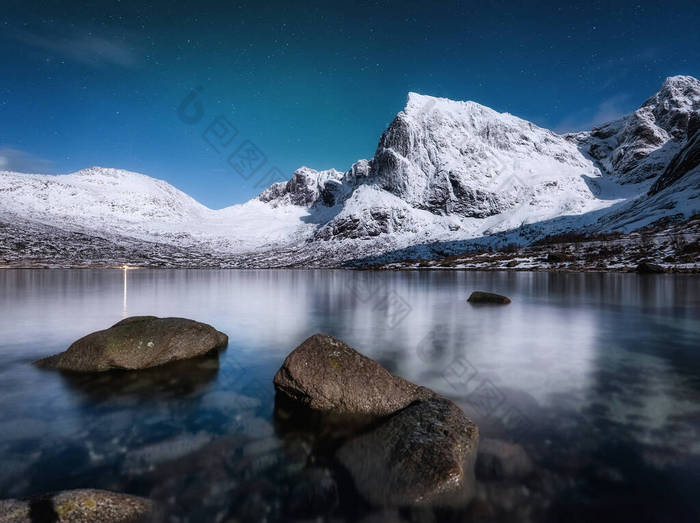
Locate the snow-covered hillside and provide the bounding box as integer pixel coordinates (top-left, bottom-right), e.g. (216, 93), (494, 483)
(2, 76), (699, 268)
(0, 166), (314, 253)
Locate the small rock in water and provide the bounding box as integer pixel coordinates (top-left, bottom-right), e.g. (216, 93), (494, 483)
(285, 467), (339, 518)
(200, 390), (261, 412)
(476, 438), (534, 480)
(467, 291), (511, 304)
(273, 333), (434, 419)
(226, 411), (275, 439)
(123, 431), (212, 474)
(0, 489), (154, 522)
(35, 316), (228, 372)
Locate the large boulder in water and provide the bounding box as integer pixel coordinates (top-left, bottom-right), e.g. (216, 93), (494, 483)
(0, 489), (154, 522)
(273, 334), (434, 419)
(337, 397), (479, 507)
(35, 316), (228, 372)
(274, 334), (480, 508)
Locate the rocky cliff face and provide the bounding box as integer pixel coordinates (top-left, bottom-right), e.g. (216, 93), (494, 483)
(258, 166), (345, 207)
(649, 114), (700, 195)
(569, 75), (700, 184)
(368, 92), (597, 218)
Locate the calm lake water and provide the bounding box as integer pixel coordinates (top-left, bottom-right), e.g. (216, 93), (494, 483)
(0, 269), (699, 522)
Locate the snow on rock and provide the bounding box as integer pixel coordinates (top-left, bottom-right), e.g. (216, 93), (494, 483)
(257, 166), (345, 207)
(569, 75), (700, 184)
(2, 76), (700, 267)
(649, 114), (700, 195)
(370, 92), (600, 218)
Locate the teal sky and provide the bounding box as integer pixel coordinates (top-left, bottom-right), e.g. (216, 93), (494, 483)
(0, 1), (698, 208)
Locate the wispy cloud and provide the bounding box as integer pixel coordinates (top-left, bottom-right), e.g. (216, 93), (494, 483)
(554, 94), (631, 133)
(0, 147), (52, 173)
(10, 27), (140, 68)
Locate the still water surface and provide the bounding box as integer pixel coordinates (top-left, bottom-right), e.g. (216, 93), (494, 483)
(0, 269), (699, 522)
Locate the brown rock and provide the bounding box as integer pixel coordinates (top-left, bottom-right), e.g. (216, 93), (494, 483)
(0, 489), (154, 522)
(336, 397), (479, 507)
(273, 334), (433, 418)
(35, 316), (228, 372)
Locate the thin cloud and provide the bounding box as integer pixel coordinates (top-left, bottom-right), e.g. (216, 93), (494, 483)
(10, 28), (140, 68)
(0, 147), (52, 173)
(554, 94), (631, 133)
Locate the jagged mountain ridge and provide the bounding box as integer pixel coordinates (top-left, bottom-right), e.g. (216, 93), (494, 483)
(567, 75), (700, 184)
(1, 76), (699, 267)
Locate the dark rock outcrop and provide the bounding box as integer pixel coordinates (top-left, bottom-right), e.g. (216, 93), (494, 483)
(35, 316), (228, 372)
(336, 397), (479, 507)
(636, 261), (665, 274)
(468, 291), (511, 304)
(573, 76), (700, 184)
(546, 252), (573, 263)
(273, 334), (434, 419)
(0, 489), (153, 522)
(649, 126), (700, 196)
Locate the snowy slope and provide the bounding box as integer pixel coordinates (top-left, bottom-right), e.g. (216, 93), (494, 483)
(567, 75), (700, 184)
(2, 76), (699, 267)
(372, 92), (600, 215)
(0, 167), (313, 252)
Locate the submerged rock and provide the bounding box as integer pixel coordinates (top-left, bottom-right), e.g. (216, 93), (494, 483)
(337, 397), (479, 507)
(123, 431), (213, 475)
(476, 438), (534, 480)
(636, 261), (665, 273)
(284, 467), (339, 518)
(273, 334), (434, 419)
(467, 291), (511, 304)
(0, 489), (154, 522)
(35, 316), (228, 372)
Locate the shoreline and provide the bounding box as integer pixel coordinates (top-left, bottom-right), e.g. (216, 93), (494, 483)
(1, 264), (698, 273)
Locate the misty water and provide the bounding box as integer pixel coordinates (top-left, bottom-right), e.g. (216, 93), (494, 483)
(0, 269), (699, 522)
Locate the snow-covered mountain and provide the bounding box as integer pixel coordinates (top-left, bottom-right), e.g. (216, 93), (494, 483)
(568, 75), (700, 184)
(2, 76), (699, 267)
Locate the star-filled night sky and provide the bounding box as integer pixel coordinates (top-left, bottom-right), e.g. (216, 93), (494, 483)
(1, 1), (698, 207)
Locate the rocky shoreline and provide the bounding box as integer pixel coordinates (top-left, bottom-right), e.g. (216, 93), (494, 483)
(366, 215), (700, 272)
(2, 215), (699, 271)
(3, 320), (500, 521)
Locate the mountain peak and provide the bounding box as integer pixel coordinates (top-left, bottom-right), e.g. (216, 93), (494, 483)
(643, 75), (700, 111)
(405, 91), (438, 111)
(661, 75), (699, 89)
(404, 92), (484, 118)
(73, 166), (138, 178)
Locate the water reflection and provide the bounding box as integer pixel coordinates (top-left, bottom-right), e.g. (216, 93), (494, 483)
(0, 269), (698, 521)
(53, 351), (221, 402)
